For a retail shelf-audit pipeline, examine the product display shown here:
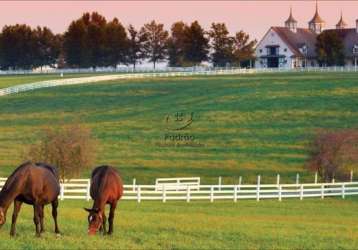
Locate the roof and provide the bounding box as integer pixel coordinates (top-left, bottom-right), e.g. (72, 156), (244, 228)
(272, 27), (317, 58)
(336, 15), (348, 28)
(285, 8), (297, 24)
(309, 3), (325, 24)
(323, 29), (358, 58)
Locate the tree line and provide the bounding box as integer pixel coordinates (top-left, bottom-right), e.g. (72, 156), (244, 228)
(0, 12), (256, 70)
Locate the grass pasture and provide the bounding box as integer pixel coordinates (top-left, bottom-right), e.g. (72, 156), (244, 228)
(0, 72), (358, 249)
(0, 198), (357, 249)
(0, 72), (358, 183)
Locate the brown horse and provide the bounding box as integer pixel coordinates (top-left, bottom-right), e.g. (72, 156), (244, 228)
(0, 161), (60, 237)
(84, 165), (123, 235)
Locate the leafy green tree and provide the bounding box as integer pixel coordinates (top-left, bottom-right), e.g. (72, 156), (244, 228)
(182, 21), (209, 66)
(232, 31), (257, 68)
(209, 23), (234, 67)
(126, 25), (146, 70)
(0, 24), (36, 70)
(63, 17), (88, 68)
(104, 18), (128, 67)
(167, 21), (186, 67)
(140, 20), (169, 69)
(316, 31), (345, 66)
(63, 12), (107, 68)
(33, 27), (61, 70)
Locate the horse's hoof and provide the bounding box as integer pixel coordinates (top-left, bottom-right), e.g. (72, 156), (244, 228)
(10, 233), (16, 237)
(56, 233), (62, 238)
(36, 233), (41, 238)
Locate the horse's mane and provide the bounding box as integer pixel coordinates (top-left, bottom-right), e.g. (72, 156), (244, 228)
(2, 161), (32, 190)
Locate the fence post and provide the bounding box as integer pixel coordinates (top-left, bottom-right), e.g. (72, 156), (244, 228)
(238, 176), (242, 191)
(210, 186), (214, 203)
(256, 175), (261, 201)
(342, 183), (345, 199)
(137, 186), (141, 203)
(234, 185), (238, 202)
(300, 184), (304, 200)
(132, 178), (136, 192)
(350, 170), (353, 182)
(278, 185), (282, 201)
(218, 176), (222, 191)
(277, 174), (280, 186)
(86, 180), (91, 201)
(321, 184), (324, 199)
(60, 184), (64, 201)
(186, 185), (190, 203)
(296, 173), (300, 185)
(315, 172), (318, 184)
(162, 184), (166, 203)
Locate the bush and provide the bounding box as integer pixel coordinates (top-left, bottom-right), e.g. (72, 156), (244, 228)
(306, 129), (358, 182)
(24, 123), (97, 181)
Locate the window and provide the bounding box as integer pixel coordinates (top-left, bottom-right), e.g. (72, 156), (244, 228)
(284, 48), (287, 52)
(353, 45), (358, 54)
(259, 49), (262, 53)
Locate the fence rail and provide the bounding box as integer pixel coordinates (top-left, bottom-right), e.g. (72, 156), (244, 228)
(0, 178), (357, 202)
(1, 66), (358, 97)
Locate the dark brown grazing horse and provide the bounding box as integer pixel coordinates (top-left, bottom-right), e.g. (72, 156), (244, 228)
(84, 165), (123, 235)
(0, 161), (60, 237)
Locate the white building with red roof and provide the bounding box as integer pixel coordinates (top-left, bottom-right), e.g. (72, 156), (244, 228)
(255, 2), (358, 68)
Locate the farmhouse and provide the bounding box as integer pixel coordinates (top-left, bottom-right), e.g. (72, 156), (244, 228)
(255, 3), (358, 68)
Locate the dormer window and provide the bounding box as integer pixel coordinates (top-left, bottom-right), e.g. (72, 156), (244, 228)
(353, 45), (358, 54)
(299, 45), (308, 55)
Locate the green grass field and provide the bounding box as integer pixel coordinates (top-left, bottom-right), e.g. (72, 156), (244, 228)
(0, 198), (357, 249)
(1, 72), (358, 249)
(0, 72), (358, 184)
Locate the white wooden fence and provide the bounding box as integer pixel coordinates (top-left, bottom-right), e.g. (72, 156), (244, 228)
(1, 66), (358, 97)
(0, 177), (357, 202)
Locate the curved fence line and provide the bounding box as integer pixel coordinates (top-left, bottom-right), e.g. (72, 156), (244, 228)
(0, 69), (252, 97)
(1, 66), (358, 97)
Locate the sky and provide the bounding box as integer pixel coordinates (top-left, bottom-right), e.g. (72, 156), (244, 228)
(0, 1), (358, 40)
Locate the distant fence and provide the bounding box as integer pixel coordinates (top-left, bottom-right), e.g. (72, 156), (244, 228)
(0, 65), (358, 75)
(1, 66), (358, 97)
(0, 177), (357, 202)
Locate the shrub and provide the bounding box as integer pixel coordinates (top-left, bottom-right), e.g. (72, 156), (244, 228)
(306, 129), (358, 182)
(24, 123), (97, 182)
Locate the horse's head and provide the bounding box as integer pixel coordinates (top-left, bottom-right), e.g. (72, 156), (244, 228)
(0, 207), (6, 227)
(84, 208), (102, 235)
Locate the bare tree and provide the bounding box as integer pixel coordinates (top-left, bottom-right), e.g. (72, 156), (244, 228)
(306, 129), (358, 182)
(24, 123), (98, 182)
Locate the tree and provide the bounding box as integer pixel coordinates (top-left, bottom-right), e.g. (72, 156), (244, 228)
(0, 24), (36, 70)
(232, 31), (257, 68)
(24, 123), (98, 182)
(209, 23), (234, 67)
(63, 17), (88, 68)
(306, 129), (358, 182)
(33, 26), (61, 70)
(140, 20), (169, 69)
(126, 25), (146, 70)
(316, 31), (345, 66)
(183, 21), (209, 66)
(63, 12), (107, 68)
(167, 21), (186, 67)
(104, 18), (128, 67)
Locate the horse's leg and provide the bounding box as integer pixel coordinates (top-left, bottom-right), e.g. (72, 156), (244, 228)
(33, 204), (42, 237)
(10, 200), (22, 237)
(102, 211), (107, 235)
(40, 205), (45, 233)
(108, 201), (117, 235)
(51, 199), (60, 234)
